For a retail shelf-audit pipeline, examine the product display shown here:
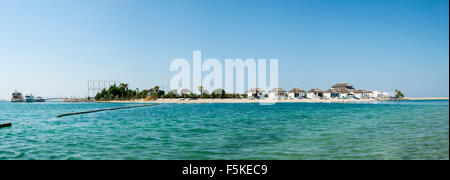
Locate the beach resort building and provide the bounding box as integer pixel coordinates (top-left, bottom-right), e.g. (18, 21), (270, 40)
(322, 83), (382, 99)
(371, 91), (389, 98)
(288, 88), (306, 99)
(247, 88), (265, 99)
(307, 88), (323, 99)
(324, 83), (360, 99)
(365, 91), (374, 98)
(269, 88), (287, 99)
(323, 88), (341, 99)
(354, 89), (372, 99)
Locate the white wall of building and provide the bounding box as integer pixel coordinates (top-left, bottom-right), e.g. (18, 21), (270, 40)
(248, 92), (264, 99)
(307, 92), (320, 99)
(371, 91), (389, 98)
(288, 92), (305, 99)
(269, 92), (286, 99)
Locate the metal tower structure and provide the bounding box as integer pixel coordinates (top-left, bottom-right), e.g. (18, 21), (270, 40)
(88, 80), (121, 98)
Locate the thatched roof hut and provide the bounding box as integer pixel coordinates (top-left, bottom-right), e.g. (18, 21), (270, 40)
(355, 89), (368, 93)
(289, 88), (306, 93)
(331, 83), (354, 89)
(337, 88), (350, 93)
(269, 88), (287, 93)
(307, 88), (323, 93)
(248, 88), (265, 94)
(324, 88), (340, 93)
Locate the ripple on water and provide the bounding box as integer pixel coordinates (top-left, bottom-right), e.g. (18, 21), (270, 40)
(0, 101), (448, 160)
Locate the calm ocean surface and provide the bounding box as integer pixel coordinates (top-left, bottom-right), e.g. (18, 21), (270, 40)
(0, 100), (448, 160)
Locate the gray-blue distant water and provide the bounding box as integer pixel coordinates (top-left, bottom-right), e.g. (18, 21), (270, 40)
(0, 100), (448, 160)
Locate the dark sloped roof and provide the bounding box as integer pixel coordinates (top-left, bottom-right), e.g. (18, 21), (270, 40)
(247, 88), (264, 93)
(325, 88), (340, 93)
(355, 89), (368, 93)
(269, 88), (287, 93)
(308, 88), (323, 93)
(289, 88), (305, 93)
(332, 83), (354, 89)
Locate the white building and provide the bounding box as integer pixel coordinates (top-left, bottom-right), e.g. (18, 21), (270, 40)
(247, 88), (265, 99)
(371, 91), (389, 98)
(353, 89), (372, 99)
(269, 88), (287, 99)
(323, 88), (341, 99)
(288, 88), (306, 99)
(307, 88), (323, 99)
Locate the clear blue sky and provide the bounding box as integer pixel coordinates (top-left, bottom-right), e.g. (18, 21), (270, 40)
(0, 0), (448, 99)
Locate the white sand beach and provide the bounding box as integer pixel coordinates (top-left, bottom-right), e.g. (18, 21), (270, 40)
(103, 98), (384, 104)
(404, 97), (449, 100)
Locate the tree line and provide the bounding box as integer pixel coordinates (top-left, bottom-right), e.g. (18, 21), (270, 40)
(94, 84), (248, 101)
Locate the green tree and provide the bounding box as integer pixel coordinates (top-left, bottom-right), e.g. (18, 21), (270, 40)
(212, 88), (226, 99)
(395, 90), (405, 98)
(149, 86), (161, 98)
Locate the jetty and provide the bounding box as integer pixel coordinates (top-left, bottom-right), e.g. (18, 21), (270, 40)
(56, 103), (160, 118)
(63, 98), (95, 102)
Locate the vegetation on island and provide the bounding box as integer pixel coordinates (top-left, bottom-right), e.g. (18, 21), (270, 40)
(94, 84), (246, 101)
(94, 83), (407, 101)
(395, 90), (405, 98)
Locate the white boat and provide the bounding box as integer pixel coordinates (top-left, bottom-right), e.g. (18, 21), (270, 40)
(25, 94), (35, 102)
(35, 96), (46, 102)
(11, 91), (24, 102)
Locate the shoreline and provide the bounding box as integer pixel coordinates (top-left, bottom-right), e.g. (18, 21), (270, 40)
(101, 98), (383, 104)
(403, 97), (449, 100)
(1, 97), (446, 103)
(97, 97), (449, 104)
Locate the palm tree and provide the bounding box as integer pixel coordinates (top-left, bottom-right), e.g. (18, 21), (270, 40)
(152, 86), (161, 98)
(198, 86), (204, 94)
(119, 83), (129, 90)
(395, 90), (405, 98)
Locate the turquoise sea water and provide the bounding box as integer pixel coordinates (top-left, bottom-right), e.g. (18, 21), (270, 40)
(0, 100), (448, 160)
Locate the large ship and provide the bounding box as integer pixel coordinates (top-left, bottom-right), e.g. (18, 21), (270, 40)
(11, 91), (25, 102)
